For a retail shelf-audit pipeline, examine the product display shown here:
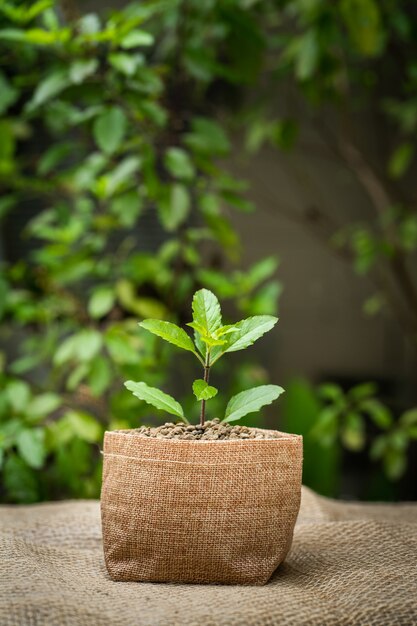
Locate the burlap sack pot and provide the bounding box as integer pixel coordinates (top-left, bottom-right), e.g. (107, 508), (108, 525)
(101, 428), (303, 585)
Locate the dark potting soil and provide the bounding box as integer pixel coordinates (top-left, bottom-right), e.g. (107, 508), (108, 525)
(128, 419), (279, 440)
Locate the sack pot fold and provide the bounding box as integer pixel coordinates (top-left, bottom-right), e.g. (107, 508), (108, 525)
(101, 428), (302, 585)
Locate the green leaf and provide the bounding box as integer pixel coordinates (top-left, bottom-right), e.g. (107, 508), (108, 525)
(78, 13), (100, 34)
(27, 69), (69, 109)
(192, 379), (218, 401)
(214, 324), (240, 337)
(341, 412), (365, 451)
(400, 408), (417, 427)
(69, 58), (98, 84)
(158, 183), (190, 231)
(30, 393), (61, 420)
(223, 384), (284, 423)
(294, 31), (318, 80)
(93, 106), (127, 154)
(361, 398), (393, 428)
(199, 335), (226, 347)
(139, 319), (197, 355)
(109, 52), (143, 76)
(64, 410), (102, 443)
(192, 289), (222, 337)
(54, 329), (103, 365)
(0, 71), (18, 115)
(384, 448), (407, 480)
(124, 381), (185, 419)
(38, 141), (73, 175)
(6, 380), (31, 413)
(311, 406), (339, 447)
(3, 454), (39, 503)
(388, 142), (414, 179)
(104, 327), (138, 364)
(164, 147), (195, 180)
(120, 29), (154, 48)
(101, 156), (141, 196)
(16, 428), (46, 469)
(185, 117), (230, 156)
(110, 190), (143, 227)
(215, 315), (278, 359)
(348, 382), (377, 401)
(340, 0), (383, 57)
(317, 383), (344, 402)
(399, 215), (417, 252)
(88, 286), (115, 319)
(88, 357), (111, 396)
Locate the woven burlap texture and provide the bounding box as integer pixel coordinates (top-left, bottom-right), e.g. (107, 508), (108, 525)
(0, 487), (416, 626)
(100, 429), (303, 585)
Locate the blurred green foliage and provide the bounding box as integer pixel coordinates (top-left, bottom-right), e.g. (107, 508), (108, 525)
(283, 379), (417, 496)
(1, 0), (417, 502)
(0, 0), (281, 502)
(314, 382), (417, 482)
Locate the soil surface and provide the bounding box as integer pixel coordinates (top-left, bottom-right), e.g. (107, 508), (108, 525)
(128, 419), (278, 440)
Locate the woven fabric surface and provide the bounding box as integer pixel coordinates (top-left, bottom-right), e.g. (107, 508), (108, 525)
(101, 429), (303, 584)
(0, 487), (416, 626)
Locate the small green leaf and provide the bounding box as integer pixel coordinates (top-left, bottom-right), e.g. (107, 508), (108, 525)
(27, 69), (69, 109)
(214, 315), (277, 360)
(158, 183), (190, 231)
(361, 398), (393, 429)
(192, 379), (218, 401)
(69, 58), (98, 84)
(294, 31), (318, 80)
(6, 380), (31, 413)
(192, 289), (222, 337)
(124, 381), (184, 419)
(38, 142), (73, 175)
(340, 0), (383, 56)
(185, 117), (230, 156)
(109, 52), (143, 76)
(93, 106), (127, 154)
(317, 383), (344, 402)
(214, 324), (240, 337)
(348, 382), (377, 401)
(110, 190), (143, 227)
(400, 408), (417, 427)
(88, 286), (115, 319)
(88, 356), (111, 396)
(0, 71), (18, 115)
(54, 329), (103, 365)
(120, 29), (154, 48)
(199, 335), (226, 347)
(65, 410), (102, 443)
(341, 412), (365, 451)
(16, 428), (46, 469)
(102, 156), (141, 196)
(164, 147), (195, 180)
(384, 448), (407, 480)
(3, 454), (39, 503)
(223, 384), (284, 423)
(311, 406), (339, 447)
(388, 142), (414, 179)
(30, 393), (61, 421)
(139, 319), (197, 355)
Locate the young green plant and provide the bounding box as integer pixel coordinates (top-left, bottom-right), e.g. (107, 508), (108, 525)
(124, 289), (284, 426)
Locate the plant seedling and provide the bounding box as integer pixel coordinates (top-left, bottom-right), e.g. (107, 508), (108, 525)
(124, 289), (284, 426)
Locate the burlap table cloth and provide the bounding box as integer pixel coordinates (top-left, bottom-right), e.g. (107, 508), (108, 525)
(0, 487), (416, 626)
(101, 429), (303, 585)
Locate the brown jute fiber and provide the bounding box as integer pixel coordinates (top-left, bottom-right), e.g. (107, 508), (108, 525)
(100, 429), (303, 585)
(0, 487), (416, 626)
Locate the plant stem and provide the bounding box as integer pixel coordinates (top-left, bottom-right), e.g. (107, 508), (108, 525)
(199, 349), (210, 427)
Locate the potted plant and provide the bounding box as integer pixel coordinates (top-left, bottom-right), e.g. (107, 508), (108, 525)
(101, 289), (302, 585)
